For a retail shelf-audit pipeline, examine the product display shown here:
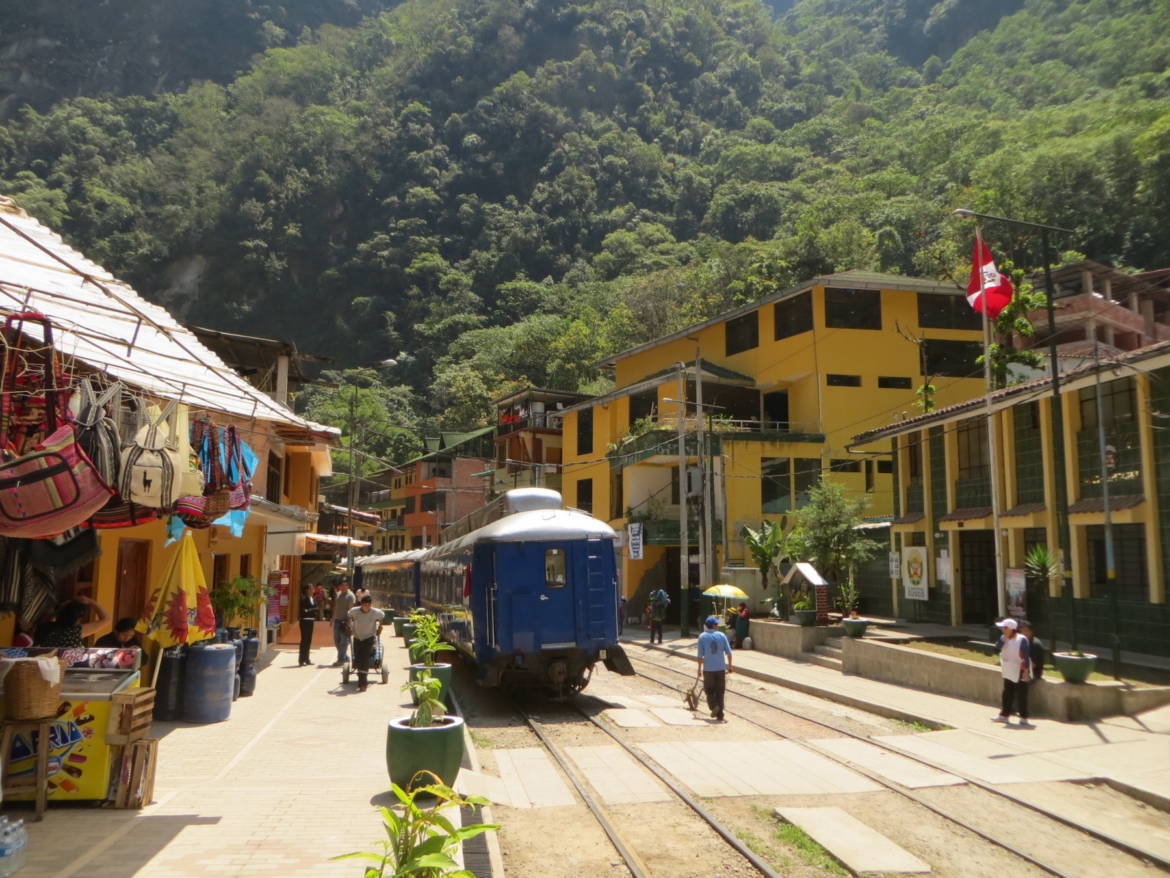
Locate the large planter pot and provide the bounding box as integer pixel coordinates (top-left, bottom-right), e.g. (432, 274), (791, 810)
(386, 715), (465, 790)
(408, 663), (453, 705)
(1053, 652), (1098, 684)
(794, 609), (818, 627)
(842, 618), (868, 638)
(401, 623), (418, 644)
(392, 616), (410, 638)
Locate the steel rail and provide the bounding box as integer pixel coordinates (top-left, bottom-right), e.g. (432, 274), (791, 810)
(515, 703), (779, 878)
(629, 654), (1165, 877)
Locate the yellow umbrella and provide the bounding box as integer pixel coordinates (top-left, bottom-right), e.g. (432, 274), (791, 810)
(703, 584), (749, 599)
(136, 532), (217, 648)
(703, 584), (749, 622)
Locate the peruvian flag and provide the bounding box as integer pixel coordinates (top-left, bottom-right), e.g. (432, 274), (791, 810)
(966, 239), (1014, 318)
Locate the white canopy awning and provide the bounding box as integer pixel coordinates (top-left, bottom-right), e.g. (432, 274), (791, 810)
(0, 196), (336, 435)
(304, 533), (372, 548)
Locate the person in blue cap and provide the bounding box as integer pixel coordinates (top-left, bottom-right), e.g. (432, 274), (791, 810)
(696, 615), (733, 722)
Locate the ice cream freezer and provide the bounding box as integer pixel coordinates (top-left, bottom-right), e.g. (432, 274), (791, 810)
(2, 666), (140, 801)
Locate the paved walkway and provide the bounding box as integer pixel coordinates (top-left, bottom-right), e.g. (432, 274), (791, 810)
(13, 638), (423, 878)
(625, 630), (1170, 809)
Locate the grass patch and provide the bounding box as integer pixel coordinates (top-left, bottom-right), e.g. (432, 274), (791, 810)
(469, 730), (493, 749)
(892, 718), (939, 733)
(903, 639), (1168, 687)
(774, 823), (849, 876)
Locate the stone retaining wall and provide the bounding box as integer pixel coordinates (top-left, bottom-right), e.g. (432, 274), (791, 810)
(749, 619), (835, 658)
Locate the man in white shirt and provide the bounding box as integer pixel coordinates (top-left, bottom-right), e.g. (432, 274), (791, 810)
(347, 595), (385, 692)
(993, 618), (1032, 727)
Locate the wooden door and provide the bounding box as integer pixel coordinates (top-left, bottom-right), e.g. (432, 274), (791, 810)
(115, 540), (151, 623)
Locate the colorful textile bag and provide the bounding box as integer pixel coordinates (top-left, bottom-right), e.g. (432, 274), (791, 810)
(119, 399), (183, 509)
(0, 424), (114, 538)
(0, 313), (71, 456)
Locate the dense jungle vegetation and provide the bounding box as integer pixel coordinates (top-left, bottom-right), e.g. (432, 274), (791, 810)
(0, 0), (1167, 450)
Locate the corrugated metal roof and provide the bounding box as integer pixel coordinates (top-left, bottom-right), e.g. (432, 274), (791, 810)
(0, 196), (334, 433)
(596, 270), (964, 367)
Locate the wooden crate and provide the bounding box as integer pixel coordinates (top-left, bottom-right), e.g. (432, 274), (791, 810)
(107, 687), (155, 745)
(112, 738), (158, 809)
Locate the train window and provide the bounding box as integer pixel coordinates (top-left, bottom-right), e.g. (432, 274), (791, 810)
(545, 549), (567, 589)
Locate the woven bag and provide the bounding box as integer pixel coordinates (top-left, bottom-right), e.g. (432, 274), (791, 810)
(6, 657), (67, 719)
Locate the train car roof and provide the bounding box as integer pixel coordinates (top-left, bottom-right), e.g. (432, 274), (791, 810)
(356, 548), (427, 568)
(428, 507), (616, 556)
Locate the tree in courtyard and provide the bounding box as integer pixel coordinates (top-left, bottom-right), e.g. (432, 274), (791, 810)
(790, 480), (881, 592)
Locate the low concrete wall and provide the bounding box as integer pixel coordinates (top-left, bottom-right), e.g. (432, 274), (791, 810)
(841, 637), (1170, 721)
(749, 619), (832, 659)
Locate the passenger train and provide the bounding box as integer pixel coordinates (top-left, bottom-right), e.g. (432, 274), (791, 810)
(356, 489), (634, 694)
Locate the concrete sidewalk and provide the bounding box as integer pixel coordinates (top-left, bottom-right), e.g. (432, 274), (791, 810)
(13, 637), (434, 878)
(625, 629), (1170, 812)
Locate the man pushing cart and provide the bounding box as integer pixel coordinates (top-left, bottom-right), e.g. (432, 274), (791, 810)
(344, 594), (387, 691)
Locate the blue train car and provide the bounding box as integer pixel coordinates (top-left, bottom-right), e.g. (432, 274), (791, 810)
(422, 489), (634, 694)
(356, 549), (424, 614)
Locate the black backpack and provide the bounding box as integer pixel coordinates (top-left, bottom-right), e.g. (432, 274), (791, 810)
(74, 379), (121, 486)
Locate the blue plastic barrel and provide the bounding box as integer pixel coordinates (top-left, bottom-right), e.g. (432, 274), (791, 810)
(183, 644), (236, 723)
(239, 664), (257, 697)
(154, 647), (186, 721)
(241, 635), (261, 667)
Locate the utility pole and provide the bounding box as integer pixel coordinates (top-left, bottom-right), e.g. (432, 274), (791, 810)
(1092, 339), (1121, 677)
(694, 349), (710, 594)
(346, 385), (358, 576)
(676, 363), (690, 638)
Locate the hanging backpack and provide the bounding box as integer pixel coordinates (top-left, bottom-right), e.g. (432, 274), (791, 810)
(119, 400), (183, 509)
(73, 378), (122, 487)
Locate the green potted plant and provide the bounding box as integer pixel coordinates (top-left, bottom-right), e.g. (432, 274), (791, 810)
(408, 614), (456, 703)
(403, 608), (428, 645)
(386, 671), (465, 790)
(1025, 545), (1097, 683)
(792, 591), (817, 627)
(837, 580), (867, 637)
(333, 772), (497, 877)
(392, 612), (412, 638)
(211, 576), (270, 636)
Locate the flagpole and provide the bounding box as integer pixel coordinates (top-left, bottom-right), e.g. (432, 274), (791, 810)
(976, 226), (1008, 619)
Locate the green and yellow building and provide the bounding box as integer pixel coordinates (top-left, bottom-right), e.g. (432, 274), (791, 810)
(559, 270), (985, 614)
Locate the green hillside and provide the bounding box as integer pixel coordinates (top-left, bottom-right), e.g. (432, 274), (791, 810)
(0, 0), (1167, 431)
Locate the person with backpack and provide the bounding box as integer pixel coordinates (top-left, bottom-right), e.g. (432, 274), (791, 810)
(648, 587), (670, 644)
(1020, 620), (1045, 682)
(696, 616), (733, 722)
(992, 618), (1032, 727)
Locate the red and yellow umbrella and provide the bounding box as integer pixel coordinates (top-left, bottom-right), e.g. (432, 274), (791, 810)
(136, 533), (216, 647)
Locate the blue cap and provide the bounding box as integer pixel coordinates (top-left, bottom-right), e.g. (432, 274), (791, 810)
(705, 616), (719, 627)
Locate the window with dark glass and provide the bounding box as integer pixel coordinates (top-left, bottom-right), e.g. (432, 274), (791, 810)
(774, 293), (813, 340)
(956, 418), (989, 480)
(1088, 523), (1147, 601)
(906, 437), (921, 480)
(877, 376), (912, 389)
(404, 496), (416, 514)
(794, 458), (820, 503)
(763, 391), (788, 427)
(611, 471), (624, 519)
(918, 293), (982, 330)
(1078, 379), (1134, 428)
(762, 458), (790, 513)
(865, 460), (874, 492)
(825, 287), (882, 329)
(725, 311), (759, 356)
(628, 387), (658, 424)
(831, 459), (861, 473)
(827, 374), (862, 387)
(545, 548), (567, 589)
(576, 478), (593, 513)
(576, 407), (594, 455)
(421, 492), (441, 512)
(922, 339), (982, 378)
(877, 459), (893, 474)
(266, 451), (283, 502)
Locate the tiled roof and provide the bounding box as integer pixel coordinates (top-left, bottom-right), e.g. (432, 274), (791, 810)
(1068, 495), (1145, 514)
(892, 512), (924, 525)
(1003, 503), (1046, 517)
(938, 507), (992, 522)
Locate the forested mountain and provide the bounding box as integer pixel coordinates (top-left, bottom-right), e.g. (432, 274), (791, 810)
(0, 0), (1167, 434)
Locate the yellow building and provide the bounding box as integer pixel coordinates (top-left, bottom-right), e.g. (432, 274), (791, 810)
(559, 271), (985, 615)
(851, 340), (1170, 656)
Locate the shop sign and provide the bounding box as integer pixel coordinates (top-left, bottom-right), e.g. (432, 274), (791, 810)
(627, 522), (643, 560)
(1006, 568), (1026, 617)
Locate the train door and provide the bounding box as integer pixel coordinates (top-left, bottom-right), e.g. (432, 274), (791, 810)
(535, 543), (576, 649)
(582, 538), (612, 643)
(499, 541), (578, 651)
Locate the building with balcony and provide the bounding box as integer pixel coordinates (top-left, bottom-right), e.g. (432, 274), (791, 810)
(851, 337), (1170, 657)
(491, 387), (591, 497)
(559, 271), (986, 614)
(401, 428), (494, 548)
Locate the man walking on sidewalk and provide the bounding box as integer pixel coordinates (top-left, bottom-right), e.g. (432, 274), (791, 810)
(993, 618), (1032, 727)
(697, 615), (733, 722)
(648, 588), (669, 644)
(347, 595), (384, 692)
(332, 578), (356, 665)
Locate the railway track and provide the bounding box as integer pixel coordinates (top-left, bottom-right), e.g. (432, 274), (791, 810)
(624, 650), (1170, 876)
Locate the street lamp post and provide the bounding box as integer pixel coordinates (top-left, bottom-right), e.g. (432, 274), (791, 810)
(665, 395), (727, 637)
(345, 358), (398, 576)
(953, 210), (1077, 646)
